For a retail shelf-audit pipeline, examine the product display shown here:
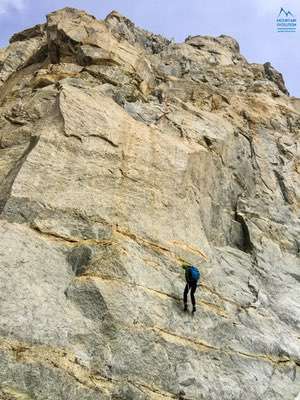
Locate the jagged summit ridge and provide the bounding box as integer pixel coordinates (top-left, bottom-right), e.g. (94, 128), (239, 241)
(0, 7), (299, 400)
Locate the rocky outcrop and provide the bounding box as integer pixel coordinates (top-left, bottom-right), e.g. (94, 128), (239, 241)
(0, 7), (299, 400)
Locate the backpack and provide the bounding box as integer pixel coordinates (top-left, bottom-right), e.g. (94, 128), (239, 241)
(186, 266), (200, 283)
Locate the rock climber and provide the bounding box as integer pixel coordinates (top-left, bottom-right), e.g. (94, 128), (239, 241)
(182, 264), (201, 313)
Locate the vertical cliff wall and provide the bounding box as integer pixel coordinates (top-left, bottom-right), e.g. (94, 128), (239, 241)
(0, 8), (299, 400)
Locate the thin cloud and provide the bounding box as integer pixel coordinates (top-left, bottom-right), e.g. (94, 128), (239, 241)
(251, 0), (299, 16)
(0, 0), (25, 15)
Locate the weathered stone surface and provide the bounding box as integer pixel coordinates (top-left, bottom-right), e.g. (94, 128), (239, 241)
(9, 24), (46, 44)
(264, 62), (289, 95)
(0, 36), (47, 84)
(106, 10), (171, 54)
(0, 7), (299, 400)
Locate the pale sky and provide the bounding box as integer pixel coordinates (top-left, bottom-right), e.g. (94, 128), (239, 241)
(0, 0), (299, 96)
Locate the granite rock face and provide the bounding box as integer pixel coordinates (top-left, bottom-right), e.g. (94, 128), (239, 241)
(0, 7), (299, 400)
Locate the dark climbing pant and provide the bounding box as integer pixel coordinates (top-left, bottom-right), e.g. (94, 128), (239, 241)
(183, 282), (197, 307)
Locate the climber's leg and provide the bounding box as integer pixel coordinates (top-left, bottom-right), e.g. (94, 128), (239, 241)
(183, 283), (189, 311)
(190, 283), (197, 312)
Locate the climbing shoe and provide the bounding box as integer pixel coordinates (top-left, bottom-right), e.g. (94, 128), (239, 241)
(183, 304), (188, 312)
(192, 306), (196, 313)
